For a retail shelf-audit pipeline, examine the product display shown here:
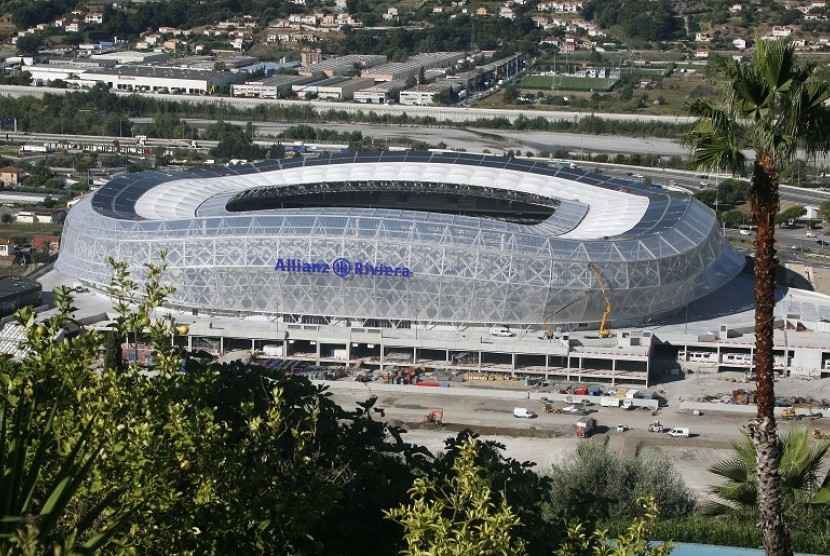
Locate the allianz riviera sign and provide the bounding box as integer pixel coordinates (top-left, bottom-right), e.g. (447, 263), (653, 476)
(274, 257), (413, 279)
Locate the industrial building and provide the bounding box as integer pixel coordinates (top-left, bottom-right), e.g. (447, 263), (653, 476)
(399, 82), (456, 105)
(298, 54), (387, 78)
(90, 51), (168, 65)
(0, 276), (41, 317)
(67, 66), (244, 94)
(361, 52), (465, 82)
(232, 74), (319, 98)
(353, 79), (407, 104)
(448, 53), (525, 93)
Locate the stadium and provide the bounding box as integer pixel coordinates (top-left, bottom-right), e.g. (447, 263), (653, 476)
(56, 151), (744, 333)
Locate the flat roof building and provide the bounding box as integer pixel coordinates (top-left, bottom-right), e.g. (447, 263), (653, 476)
(298, 54), (387, 77)
(232, 74), (318, 98)
(77, 66), (245, 94)
(0, 276), (41, 317)
(316, 77), (374, 100)
(399, 82), (455, 105)
(353, 79), (407, 104)
(91, 51), (168, 65)
(361, 52), (465, 82)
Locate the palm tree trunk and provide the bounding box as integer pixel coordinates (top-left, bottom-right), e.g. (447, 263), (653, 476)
(749, 155), (793, 556)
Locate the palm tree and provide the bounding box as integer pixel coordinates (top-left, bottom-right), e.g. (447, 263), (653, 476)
(685, 38), (830, 555)
(707, 426), (830, 535)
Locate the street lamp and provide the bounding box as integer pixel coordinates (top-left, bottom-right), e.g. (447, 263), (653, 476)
(414, 306), (420, 340)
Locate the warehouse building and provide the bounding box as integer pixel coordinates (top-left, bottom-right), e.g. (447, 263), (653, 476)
(361, 52), (465, 82)
(71, 66), (245, 94)
(353, 79), (407, 104)
(232, 74), (319, 98)
(298, 54), (387, 78)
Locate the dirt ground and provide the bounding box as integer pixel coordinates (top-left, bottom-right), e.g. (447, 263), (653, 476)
(326, 378), (773, 504)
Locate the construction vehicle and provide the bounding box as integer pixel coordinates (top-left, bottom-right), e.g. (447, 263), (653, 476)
(423, 409), (444, 425)
(813, 428), (830, 440)
(541, 290), (590, 340)
(648, 421), (665, 433)
(542, 401), (560, 414)
(588, 263), (612, 338)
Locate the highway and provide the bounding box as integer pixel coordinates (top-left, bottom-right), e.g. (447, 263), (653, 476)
(0, 83), (696, 124)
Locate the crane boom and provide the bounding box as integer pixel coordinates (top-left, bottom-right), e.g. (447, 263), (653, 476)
(588, 263), (612, 338)
(542, 290), (590, 339)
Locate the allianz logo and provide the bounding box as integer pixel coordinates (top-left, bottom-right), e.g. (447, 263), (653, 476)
(274, 257), (412, 278)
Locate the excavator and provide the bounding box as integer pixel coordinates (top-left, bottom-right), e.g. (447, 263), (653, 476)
(423, 409), (444, 425)
(588, 263), (612, 338)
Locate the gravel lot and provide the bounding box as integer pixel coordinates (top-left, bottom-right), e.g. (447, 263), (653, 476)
(327, 373), (830, 503)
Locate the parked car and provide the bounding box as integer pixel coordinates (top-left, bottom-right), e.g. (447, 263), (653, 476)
(490, 326), (515, 337)
(806, 232), (817, 238)
(513, 407), (537, 419)
(667, 427), (690, 438)
(739, 229), (751, 236)
(562, 405), (586, 415)
(616, 423), (629, 432)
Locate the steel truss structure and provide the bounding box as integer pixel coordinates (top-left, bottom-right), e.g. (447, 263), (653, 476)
(57, 151), (744, 329)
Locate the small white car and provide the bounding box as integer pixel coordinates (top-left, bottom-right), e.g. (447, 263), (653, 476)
(562, 405), (585, 415)
(806, 232), (817, 238)
(739, 229), (751, 236)
(490, 326), (515, 337)
(616, 424), (629, 432)
(513, 407), (537, 419)
(667, 427), (690, 438)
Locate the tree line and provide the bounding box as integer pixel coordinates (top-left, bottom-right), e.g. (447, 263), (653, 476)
(3, 259), (830, 554)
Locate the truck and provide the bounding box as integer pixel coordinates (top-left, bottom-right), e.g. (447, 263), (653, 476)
(574, 416), (597, 438)
(262, 344), (284, 357)
(19, 144), (47, 154)
(600, 396), (621, 408)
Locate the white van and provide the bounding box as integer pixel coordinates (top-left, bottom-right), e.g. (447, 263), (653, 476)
(490, 326), (515, 337)
(513, 407), (537, 419)
(667, 428), (690, 438)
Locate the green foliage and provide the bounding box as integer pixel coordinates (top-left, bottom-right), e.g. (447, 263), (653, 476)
(0, 396), (127, 554)
(143, 113), (193, 140)
(717, 178), (751, 204)
(582, 0), (684, 42)
(776, 205), (807, 225)
(707, 426), (830, 531)
(204, 121), (264, 161)
(544, 443), (695, 525)
(385, 437), (528, 556)
(818, 201), (830, 224)
(720, 209), (750, 228)
(555, 497), (673, 556)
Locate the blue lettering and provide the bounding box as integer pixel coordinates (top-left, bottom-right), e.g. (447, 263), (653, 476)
(276, 257), (411, 278)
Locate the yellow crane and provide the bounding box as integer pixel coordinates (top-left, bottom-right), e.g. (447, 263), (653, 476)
(588, 263), (612, 338)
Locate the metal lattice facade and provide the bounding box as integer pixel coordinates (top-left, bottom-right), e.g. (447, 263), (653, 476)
(56, 151), (744, 328)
